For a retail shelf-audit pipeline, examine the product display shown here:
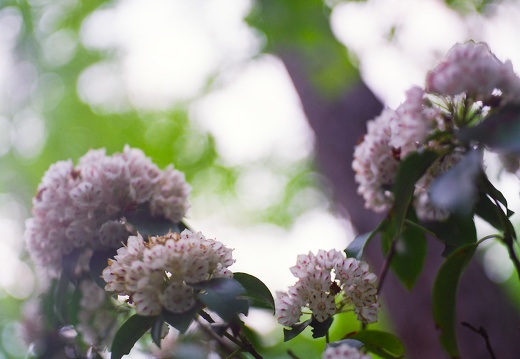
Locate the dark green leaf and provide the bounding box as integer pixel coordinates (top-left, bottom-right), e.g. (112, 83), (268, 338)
(346, 330), (405, 359)
(429, 150), (482, 216)
(458, 104), (520, 153)
(111, 314), (156, 359)
(346, 219), (387, 260)
(475, 194), (505, 231)
(433, 242), (479, 357)
(90, 248), (118, 289)
(283, 319), (312, 342)
(425, 215), (477, 256)
(54, 272), (71, 324)
(384, 217), (427, 290)
(481, 175), (511, 213)
(62, 249), (81, 285)
(151, 316), (165, 348)
(233, 272), (275, 312)
(392, 150), (440, 230)
(162, 305), (199, 334)
(310, 316), (334, 339)
(193, 278), (248, 321)
(124, 208), (180, 236)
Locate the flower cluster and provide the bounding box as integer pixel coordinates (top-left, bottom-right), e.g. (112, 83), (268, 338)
(275, 249), (378, 327)
(322, 343), (371, 359)
(353, 41), (520, 221)
(24, 146), (191, 275)
(102, 230), (234, 316)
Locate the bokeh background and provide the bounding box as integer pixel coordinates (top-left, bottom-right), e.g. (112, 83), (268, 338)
(1, 0), (520, 357)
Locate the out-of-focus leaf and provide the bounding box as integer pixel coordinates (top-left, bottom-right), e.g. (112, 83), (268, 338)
(54, 272), (71, 324)
(151, 316), (165, 348)
(346, 219), (387, 260)
(425, 214), (477, 256)
(392, 150), (440, 230)
(124, 208), (180, 236)
(433, 242), (479, 357)
(246, 0), (358, 98)
(193, 278), (248, 321)
(283, 319), (312, 342)
(459, 104), (520, 153)
(111, 314), (155, 359)
(346, 330), (405, 359)
(162, 304), (200, 334)
(90, 248), (118, 289)
(62, 250), (81, 285)
(233, 272), (275, 312)
(429, 150), (482, 216)
(310, 316), (334, 339)
(384, 217), (427, 290)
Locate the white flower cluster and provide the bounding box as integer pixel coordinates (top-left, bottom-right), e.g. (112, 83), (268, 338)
(102, 230), (234, 316)
(322, 343), (371, 359)
(24, 146), (191, 275)
(353, 41), (520, 221)
(275, 249), (378, 327)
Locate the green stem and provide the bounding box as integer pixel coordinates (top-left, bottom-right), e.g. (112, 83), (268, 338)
(377, 235), (398, 294)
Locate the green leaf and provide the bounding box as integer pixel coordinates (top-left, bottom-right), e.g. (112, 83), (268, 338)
(124, 207), (181, 236)
(283, 319), (312, 342)
(111, 314), (156, 359)
(458, 103), (520, 153)
(54, 272), (71, 324)
(346, 330), (405, 359)
(384, 216), (427, 290)
(162, 305), (199, 334)
(310, 316), (334, 339)
(62, 249), (81, 285)
(392, 150), (440, 230)
(433, 242), (479, 358)
(346, 219), (387, 260)
(90, 248), (117, 289)
(193, 278), (249, 322)
(425, 214), (477, 256)
(474, 194), (505, 231)
(429, 150), (482, 216)
(151, 316), (165, 348)
(233, 272), (275, 312)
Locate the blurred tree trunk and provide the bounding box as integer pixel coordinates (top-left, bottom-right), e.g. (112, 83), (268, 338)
(279, 51), (520, 359)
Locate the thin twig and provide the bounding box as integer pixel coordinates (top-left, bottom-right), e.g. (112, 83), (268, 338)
(287, 349), (302, 359)
(377, 237), (397, 293)
(196, 317), (245, 359)
(198, 310), (263, 359)
(461, 321), (497, 359)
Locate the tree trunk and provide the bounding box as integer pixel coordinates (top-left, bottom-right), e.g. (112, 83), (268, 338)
(280, 51), (520, 359)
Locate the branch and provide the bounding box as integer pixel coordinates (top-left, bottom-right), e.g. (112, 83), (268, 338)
(461, 322), (496, 359)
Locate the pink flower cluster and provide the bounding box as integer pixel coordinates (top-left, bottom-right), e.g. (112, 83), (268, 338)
(353, 41), (520, 221)
(275, 249), (378, 327)
(24, 146), (191, 275)
(426, 41), (520, 100)
(102, 230), (234, 316)
(322, 343), (371, 359)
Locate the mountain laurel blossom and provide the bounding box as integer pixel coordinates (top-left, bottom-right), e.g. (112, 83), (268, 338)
(24, 146), (191, 276)
(102, 230), (234, 316)
(276, 249), (378, 326)
(322, 343), (372, 359)
(353, 41), (520, 221)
